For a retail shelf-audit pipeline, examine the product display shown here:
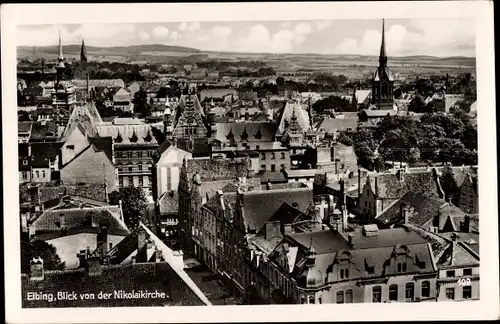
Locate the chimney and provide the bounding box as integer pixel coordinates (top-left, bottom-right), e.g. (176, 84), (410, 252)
(136, 227), (147, 262)
(462, 215), (471, 233)
(397, 169), (405, 182)
(265, 220), (281, 240)
(401, 205), (411, 224)
(100, 225), (108, 255)
(155, 248), (163, 262)
(347, 233), (355, 246)
(30, 257), (44, 280)
(59, 213), (67, 231)
(77, 250), (87, 269)
(357, 168), (361, 198)
(283, 223), (293, 235)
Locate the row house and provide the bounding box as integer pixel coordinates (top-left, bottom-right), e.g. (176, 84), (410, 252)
(177, 157), (259, 258)
(203, 184), (315, 302)
(96, 123), (165, 197)
(252, 225), (438, 304)
(18, 142), (64, 184)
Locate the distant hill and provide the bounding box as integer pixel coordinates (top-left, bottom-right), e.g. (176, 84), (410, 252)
(18, 44), (201, 56)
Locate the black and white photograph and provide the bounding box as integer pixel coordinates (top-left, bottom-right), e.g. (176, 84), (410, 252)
(3, 1), (498, 322)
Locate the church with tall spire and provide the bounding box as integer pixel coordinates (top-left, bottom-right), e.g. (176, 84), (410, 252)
(51, 32), (75, 114)
(370, 19), (395, 110)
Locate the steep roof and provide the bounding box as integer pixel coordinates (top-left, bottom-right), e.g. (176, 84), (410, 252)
(158, 191), (178, 215)
(277, 101), (311, 134)
(96, 123), (164, 145)
(30, 205), (127, 234)
(240, 187), (313, 231)
(314, 117), (357, 133)
(348, 227), (427, 249)
(186, 158), (251, 183)
(88, 136), (113, 162)
(213, 122), (278, 143)
(368, 170), (440, 199)
(30, 121), (59, 141)
(436, 241), (479, 268)
(376, 191), (448, 226)
(30, 142), (64, 160)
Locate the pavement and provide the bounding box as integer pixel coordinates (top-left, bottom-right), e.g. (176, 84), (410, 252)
(184, 264), (240, 306)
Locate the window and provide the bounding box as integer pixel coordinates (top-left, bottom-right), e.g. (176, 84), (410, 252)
(340, 269), (344, 279)
(271, 164), (276, 172)
(261, 165), (266, 171)
(462, 286), (472, 299)
(139, 177), (144, 186)
(308, 296), (315, 304)
(128, 167), (133, 172)
(127, 151), (132, 158)
(42, 170), (46, 178)
(345, 290), (353, 303)
(336, 291), (344, 304)
(446, 270), (456, 278)
(402, 263), (407, 272)
(256, 145), (260, 150)
(271, 153), (275, 160)
(119, 177), (124, 187)
(66, 145), (75, 150)
(372, 286), (382, 303)
(345, 269), (349, 278)
(22, 171), (28, 180)
(128, 176), (134, 186)
(261, 153), (266, 160)
(446, 287), (455, 300)
(281, 152), (286, 159)
(137, 152), (143, 158)
(23, 160), (28, 166)
(300, 296), (306, 304)
(138, 165), (143, 172)
(109, 243), (113, 250)
(421, 281), (430, 298)
(35, 170), (39, 178)
(463, 268), (472, 276)
(389, 284), (398, 301)
(405, 283), (415, 301)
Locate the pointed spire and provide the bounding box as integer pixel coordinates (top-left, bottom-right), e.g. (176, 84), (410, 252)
(80, 38), (88, 63)
(57, 30), (64, 62)
(379, 19), (387, 68)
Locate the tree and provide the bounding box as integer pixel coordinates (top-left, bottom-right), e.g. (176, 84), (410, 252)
(440, 168), (460, 204)
(276, 77), (285, 86)
(21, 240), (65, 274)
(109, 186), (148, 230)
(337, 132), (354, 146)
(312, 95), (355, 113)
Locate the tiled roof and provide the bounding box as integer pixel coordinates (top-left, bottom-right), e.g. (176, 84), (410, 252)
(30, 205), (127, 234)
(30, 121), (59, 141)
(436, 241), (479, 268)
(376, 191), (447, 226)
(259, 171), (287, 183)
(96, 123), (164, 145)
(348, 227), (427, 249)
(18, 143), (30, 157)
(31, 156), (50, 168)
(288, 230), (350, 254)
(213, 122), (278, 143)
(361, 109), (397, 118)
(159, 191), (178, 215)
(315, 117), (357, 133)
(240, 187), (313, 231)
(113, 117), (144, 125)
(18, 121), (33, 133)
(22, 184), (109, 205)
(256, 203), (309, 237)
(368, 171), (440, 199)
(186, 158), (252, 182)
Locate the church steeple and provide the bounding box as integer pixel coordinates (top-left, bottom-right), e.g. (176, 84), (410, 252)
(379, 19), (387, 68)
(57, 31), (64, 63)
(80, 38), (88, 63)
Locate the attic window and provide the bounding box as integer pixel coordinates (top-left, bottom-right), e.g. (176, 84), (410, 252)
(129, 130), (138, 143)
(254, 128), (262, 140)
(240, 127), (249, 141)
(115, 132), (123, 143)
(143, 130), (152, 142)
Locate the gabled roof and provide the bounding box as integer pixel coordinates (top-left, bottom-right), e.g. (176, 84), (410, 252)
(240, 187), (313, 231)
(30, 205), (127, 234)
(436, 241), (479, 268)
(314, 117), (357, 133)
(367, 170), (440, 199)
(88, 136), (113, 162)
(288, 230), (351, 254)
(159, 191), (178, 215)
(376, 191), (448, 226)
(213, 122), (278, 143)
(30, 142), (64, 160)
(277, 101), (310, 134)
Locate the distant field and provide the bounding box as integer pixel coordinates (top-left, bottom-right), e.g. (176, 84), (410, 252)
(17, 44), (476, 75)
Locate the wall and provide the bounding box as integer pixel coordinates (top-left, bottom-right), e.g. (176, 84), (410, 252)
(61, 127), (88, 166)
(31, 168), (51, 183)
(61, 149), (117, 192)
(259, 150), (290, 172)
(47, 233), (127, 269)
(437, 266), (480, 301)
(157, 147), (192, 197)
(362, 276), (438, 303)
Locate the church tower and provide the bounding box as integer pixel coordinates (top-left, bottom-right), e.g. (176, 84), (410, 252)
(371, 19), (395, 110)
(51, 32), (75, 114)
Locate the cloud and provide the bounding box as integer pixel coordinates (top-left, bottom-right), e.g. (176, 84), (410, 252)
(211, 26), (232, 38)
(139, 31), (150, 41)
(314, 20), (332, 31)
(178, 22), (187, 31)
(234, 25), (294, 53)
(333, 19), (475, 57)
(153, 26), (169, 38)
(170, 31), (179, 40)
(187, 22), (201, 31)
(293, 23), (313, 44)
(16, 23), (136, 46)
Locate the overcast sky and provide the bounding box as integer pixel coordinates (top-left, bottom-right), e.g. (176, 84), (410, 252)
(17, 19), (476, 57)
